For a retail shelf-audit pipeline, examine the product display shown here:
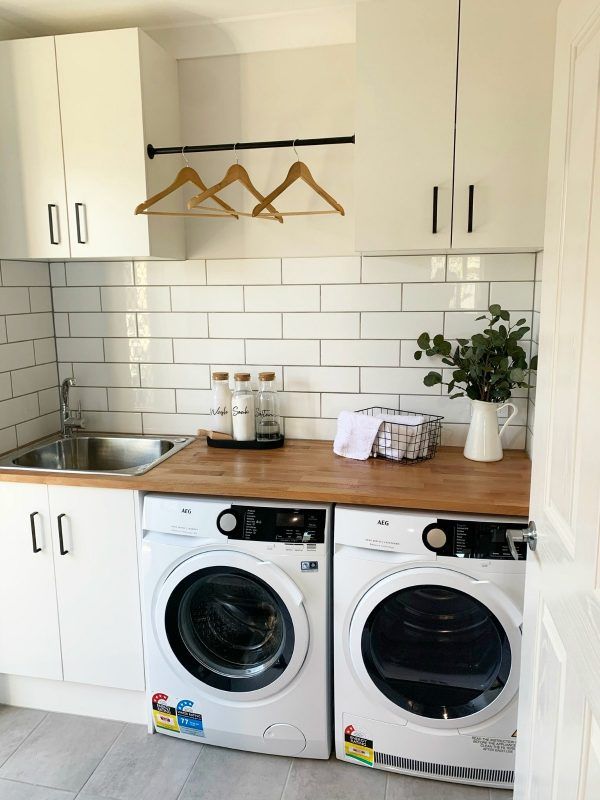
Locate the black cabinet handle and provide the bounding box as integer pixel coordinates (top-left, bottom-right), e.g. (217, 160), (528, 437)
(75, 203), (86, 244)
(432, 186), (439, 234)
(467, 184), (475, 233)
(47, 204), (59, 245)
(57, 513), (69, 555)
(30, 512), (42, 553)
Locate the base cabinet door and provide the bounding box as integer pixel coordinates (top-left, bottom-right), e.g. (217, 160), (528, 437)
(49, 486), (145, 691)
(0, 483), (62, 680)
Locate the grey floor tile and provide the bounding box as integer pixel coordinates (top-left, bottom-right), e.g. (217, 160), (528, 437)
(179, 745), (292, 800)
(386, 772), (490, 799)
(0, 706), (47, 767)
(80, 724), (200, 800)
(283, 755), (387, 800)
(0, 777), (76, 799)
(0, 712), (124, 793)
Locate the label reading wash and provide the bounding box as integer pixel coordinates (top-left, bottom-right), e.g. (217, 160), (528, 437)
(344, 724), (374, 767)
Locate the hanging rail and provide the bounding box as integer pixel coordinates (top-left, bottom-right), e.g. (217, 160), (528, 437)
(146, 135), (355, 159)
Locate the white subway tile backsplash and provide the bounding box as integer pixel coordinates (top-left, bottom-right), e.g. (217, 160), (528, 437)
(71, 386), (108, 411)
(209, 313), (281, 339)
(101, 286), (171, 312)
(53, 313), (69, 337)
(279, 392), (321, 418)
(72, 362), (140, 388)
(402, 282), (489, 311)
(245, 340), (320, 366)
(284, 418), (337, 440)
(244, 285), (320, 312)
(66, 261), (134, 286)
(400, 340), (448, 368)
(69, 312), (137, 338)
(84, 411), (143, 434)
(321, 340), (399, 367)
(322, 284), (402, 311)
(174, 339), (245, 364)
(38, 386), (60, 415)
(282, 256), (360, 284)
(399, 394), (471, 423)
(142, 413), (211, 436)
(0, 393), (39, 428)
(489, 281), (534, 310)
(0, 373), (11, 402)
(0, 287), (30, 314)
(361, 368), (442, 395)
(0, 341), (35, 371)
(283, 313), (359, 339)
(29, 287), (52, 312)
(56, 338), (105, 363)
(0, 317), (6, 344)
(11, 363), (58, 397)
(140, 363), (210, 390)
(172, 286), (243, 312)
(207, 258), (280, 285)
(444, 311), (533, 339)
(321, 393), (398, 418)
(0, 425), (17, 455)
(361, 312), (443, 340)
(6, 312), (54, 342)
(53, 287), (100, 312)
(1, 260), (49, 286)
(447, 253), (535, 282)
(135, 260), (206, 286)
(16, 412), (59, 446)
(137, 313), (207, 338)
(284, 366), (359, 392)
(108, 388), (175, 413)
(362, 255), (445, 283)
(176, 389), (213, 414)
(104, 338), (173, 363)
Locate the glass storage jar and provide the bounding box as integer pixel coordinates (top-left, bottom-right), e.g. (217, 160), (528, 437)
(256, 371), (281, 441)
(231, 373), (256, 441)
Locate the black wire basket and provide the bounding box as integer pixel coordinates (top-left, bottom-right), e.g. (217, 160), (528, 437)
(357, 407), (443, 464)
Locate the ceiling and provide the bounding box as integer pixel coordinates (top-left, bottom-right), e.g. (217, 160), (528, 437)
(0, 0), (355, 36)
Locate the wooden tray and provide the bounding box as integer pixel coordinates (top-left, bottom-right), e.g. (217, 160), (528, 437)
(207, 435), (285, 450)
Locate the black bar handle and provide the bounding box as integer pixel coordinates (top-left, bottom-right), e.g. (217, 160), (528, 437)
(75, 203), (86, 244)
(30, 512), (42, 553)
(467, 184), (475, 233)
(47, 204), (59, 245)
(432, 186), (439, 234)
(57, 513), (69, 555)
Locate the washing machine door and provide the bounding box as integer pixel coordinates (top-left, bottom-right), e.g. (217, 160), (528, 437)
(348, 566), (522, 729)
(155, 550), (310, 698)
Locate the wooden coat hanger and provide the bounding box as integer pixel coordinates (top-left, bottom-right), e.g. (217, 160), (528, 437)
(252, 142), (345, 218)
(135, 148), (238, 218)
(187, 146), (284, 223)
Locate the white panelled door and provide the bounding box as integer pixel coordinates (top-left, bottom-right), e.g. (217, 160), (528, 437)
(515, 0), (600, 797)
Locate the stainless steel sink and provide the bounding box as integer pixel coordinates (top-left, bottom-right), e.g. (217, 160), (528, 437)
(0, 434), (193, 476)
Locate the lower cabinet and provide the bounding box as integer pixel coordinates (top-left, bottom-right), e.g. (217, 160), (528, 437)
(0, 483), (144, 692)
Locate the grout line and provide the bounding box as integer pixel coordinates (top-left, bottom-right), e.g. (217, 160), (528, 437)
(278, 758), (295, 800)
(0, 710), (50, 770)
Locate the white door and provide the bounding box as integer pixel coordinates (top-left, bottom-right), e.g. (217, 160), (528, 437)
(355, 0), (457, 251)
(452, 0), (558, 250)
(0, 483), (62, 680)
(0, 37), (70, 259)
(55, 28), (151, 258)
(49, 486), (145, 691)
(515, 0), (600, 796)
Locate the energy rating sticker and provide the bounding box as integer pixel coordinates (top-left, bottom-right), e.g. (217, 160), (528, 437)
(177, 699), (205, 737)
(152, 692), (179, 733)
(344, 724), (374, 767)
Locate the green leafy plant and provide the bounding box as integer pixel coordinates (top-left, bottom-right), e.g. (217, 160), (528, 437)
(414, 304), (538, 402)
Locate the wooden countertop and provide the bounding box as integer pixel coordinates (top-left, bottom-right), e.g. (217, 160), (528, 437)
(0, 438), (531, 517)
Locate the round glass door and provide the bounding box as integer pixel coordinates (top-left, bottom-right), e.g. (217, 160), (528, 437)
(360, 584), (512, 720)
(165, 566), (295, 692)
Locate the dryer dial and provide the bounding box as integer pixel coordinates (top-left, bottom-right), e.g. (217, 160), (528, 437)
(424, 526), (447, 550)
(217, 510), (238, 534)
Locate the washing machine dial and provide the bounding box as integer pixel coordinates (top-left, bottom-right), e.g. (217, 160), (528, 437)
(425, 527), (447, 549)
(217, 510), (238, 534)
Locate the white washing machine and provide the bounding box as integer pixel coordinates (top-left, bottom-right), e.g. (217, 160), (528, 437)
(140, 494), (331, 758)
(334, 505), (529, 790)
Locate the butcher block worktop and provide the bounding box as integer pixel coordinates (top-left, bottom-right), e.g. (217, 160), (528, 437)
(0, 438), (531, 517)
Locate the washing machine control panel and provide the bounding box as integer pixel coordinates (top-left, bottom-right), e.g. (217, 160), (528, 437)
(422, 519), (528, 559)
(216, 505), (326, 544)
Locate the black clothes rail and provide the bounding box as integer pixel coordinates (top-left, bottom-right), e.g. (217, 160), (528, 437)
(146, 135), (355, 159)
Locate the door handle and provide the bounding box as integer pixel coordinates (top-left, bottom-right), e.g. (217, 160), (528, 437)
(432, 186), (439, 234)
(57, 513), (69, 555)
(74, 203), (87, 244)
(30, 511), (42, 553)
(506, 521), (537, 561)
(467, 184), (475, 233)
(47, 204), (59, 245)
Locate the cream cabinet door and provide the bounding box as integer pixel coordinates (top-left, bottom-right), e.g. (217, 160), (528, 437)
(49, 486), (144, 691)
(0, 37), (70, 259)
(0, 482), (62, 680)
(452, 0), (557, 250)
(355, 0), (458, 252)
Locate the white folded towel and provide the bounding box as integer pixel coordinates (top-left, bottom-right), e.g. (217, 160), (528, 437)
(333, 410), (382, 460)
(375, 414), (426, 461)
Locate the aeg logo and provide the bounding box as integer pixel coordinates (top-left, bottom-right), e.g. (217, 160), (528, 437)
(181, 508), (192, 514)
(377, 519), (390, 526)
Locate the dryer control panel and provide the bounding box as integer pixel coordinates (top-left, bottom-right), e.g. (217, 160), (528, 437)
(422, 519), (528, 560)
(217, 505), (327, 544)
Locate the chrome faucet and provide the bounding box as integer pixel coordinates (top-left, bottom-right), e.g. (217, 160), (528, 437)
(60, 377), (85, 438)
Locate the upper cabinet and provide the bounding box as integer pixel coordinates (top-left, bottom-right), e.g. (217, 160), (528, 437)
(356, 0), (557, 252)
(0, 29), (184, 260)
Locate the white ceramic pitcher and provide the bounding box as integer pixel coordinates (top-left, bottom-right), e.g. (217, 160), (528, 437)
(463, 399), (518, 462)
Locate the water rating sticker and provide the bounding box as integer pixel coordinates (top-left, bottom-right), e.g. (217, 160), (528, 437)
(344, 724), (374, 767)
(177, 699), (205, 737)
(152, 692), (179, 733)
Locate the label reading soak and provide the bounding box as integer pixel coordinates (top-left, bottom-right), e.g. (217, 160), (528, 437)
(344, 725), (374, 767)
(472, 736), (516, 754)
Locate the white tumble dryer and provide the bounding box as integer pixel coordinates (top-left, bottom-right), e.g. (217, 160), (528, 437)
(140, 494), (331, 758)
(333, 505), (529, 790)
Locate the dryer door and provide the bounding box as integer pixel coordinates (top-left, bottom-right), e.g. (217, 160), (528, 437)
(348, 566), (522, 729)
(155, 550), (310, 698)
